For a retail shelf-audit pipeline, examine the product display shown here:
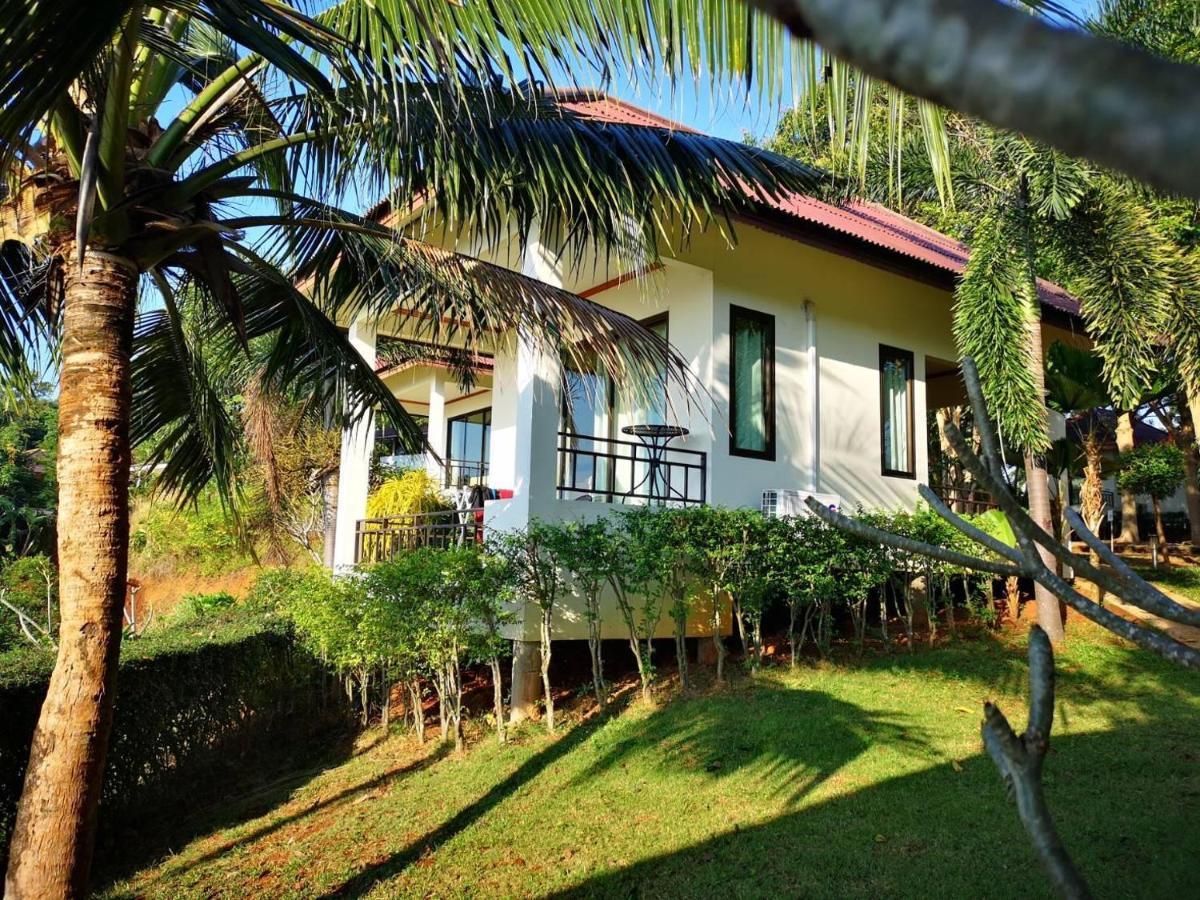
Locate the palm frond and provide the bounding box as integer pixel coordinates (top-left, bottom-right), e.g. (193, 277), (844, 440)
(954, 203), (1048, 452)
(230, 197), (703, 417)
(1047, 181), (1173, 409)
(130, 288), (241, 507)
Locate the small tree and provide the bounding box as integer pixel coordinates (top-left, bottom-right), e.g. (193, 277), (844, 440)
(764, 516), (840, 665)
(468, 551), (518, 744)
(685, 507), (758, 682)
(282, 570), (378, 725)
(360, 561), (428, 740)
(732, 514), (774, 674)
(1118, 444), (1187, 549)
(623, 507), (697, 690)
(555, 518), (615, 710)
(495, 523), (568, 734)
(606, 512), (663, 701)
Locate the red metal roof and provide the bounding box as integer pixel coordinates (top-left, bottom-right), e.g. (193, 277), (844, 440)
(551, 90), (1080, 317)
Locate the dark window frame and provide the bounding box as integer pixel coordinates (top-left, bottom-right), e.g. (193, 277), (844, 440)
(446, 407), (491, 470)
(729, 304), (776, 461)
(560, 312), (669, 438)
(879, 344), (916, 479)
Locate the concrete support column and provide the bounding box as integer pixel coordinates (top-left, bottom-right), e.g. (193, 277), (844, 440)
(332, 316), (377, 569)
(509, 639), (543, 723)
(425, 368), (448, 484)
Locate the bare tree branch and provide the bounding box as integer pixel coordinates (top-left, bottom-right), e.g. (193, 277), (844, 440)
(982, 627), (1091, 900)
(753, 0), (1200, 198)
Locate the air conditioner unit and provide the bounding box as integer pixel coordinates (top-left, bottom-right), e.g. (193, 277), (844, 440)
(762, 489), (842, 519)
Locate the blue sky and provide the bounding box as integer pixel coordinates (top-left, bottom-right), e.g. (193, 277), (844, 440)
(601, 0), (1099, 144)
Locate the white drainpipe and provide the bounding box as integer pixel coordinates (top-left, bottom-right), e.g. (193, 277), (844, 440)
(804, 300), (820, 491)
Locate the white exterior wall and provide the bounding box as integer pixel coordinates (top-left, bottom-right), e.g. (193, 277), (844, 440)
(367, 221), (968, 637)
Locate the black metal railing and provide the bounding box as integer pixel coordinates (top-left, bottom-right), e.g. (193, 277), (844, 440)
(557, 431), (706, 506)
(354, 508), (484, 563)
(930, 485), (997, 513)
(444, 458), (488, 487)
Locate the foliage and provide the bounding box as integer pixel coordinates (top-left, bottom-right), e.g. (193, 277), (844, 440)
(764, 514), (845, 661)
(553, 517), (618, 708)
(0, 603), (351, 870)
(492, 522), (568, 732)
(0, 393), (56, 558)
(174, 590), (238, 622)
(366, 469), (451, 519)
(365, 547), (514, 748)
(0, 554), (55, 652)
(1118, 444), (1187, 500)
(131, 487), (257, 577)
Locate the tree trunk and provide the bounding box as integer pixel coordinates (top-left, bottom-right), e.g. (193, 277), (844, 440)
(1116, 411), (1141, 544)
(1152, 496), (1169, 550)
(539, 606), (554, 734)
(408, 679), (425, 743)
(1178, 392), (1200, 548)
(673, 618), (689, 689)
(711, 585), (727, 683)
(1025, 451), (1065, 642)
(6, 251), (137, 900)
(489, 657), (506, 744)
(1021, 304), (1065, 644)
(586, 602), (606, 711)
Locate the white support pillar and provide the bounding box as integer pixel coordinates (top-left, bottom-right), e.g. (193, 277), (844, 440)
(485, 226), (563, 531)
(425, 368), (448, 483)
(332, 316), (378, 570)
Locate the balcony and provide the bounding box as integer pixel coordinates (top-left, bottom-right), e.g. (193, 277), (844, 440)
(557, 431), (707, 506)
(354, 508), (484, 564)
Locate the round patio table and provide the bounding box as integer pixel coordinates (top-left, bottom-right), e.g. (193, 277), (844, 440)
(621, 424), (689, 503)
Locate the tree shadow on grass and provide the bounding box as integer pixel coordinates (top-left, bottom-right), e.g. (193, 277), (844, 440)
(548, 715), (1200, 899)
(314, 686), (933, 897)
(157, 740), (453, 878)
(572, 687), (933, 806)
(92, 723), (361, 887)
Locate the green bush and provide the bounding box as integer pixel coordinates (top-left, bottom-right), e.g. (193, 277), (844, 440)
(0, 605), (353, 871)
(175, 590), (238, 621)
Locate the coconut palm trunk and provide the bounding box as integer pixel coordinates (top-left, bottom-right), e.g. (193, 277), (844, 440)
(1116, 411), (1142, 543)
(5, 250), (137, 900)
(1022, 287), (1066, 643)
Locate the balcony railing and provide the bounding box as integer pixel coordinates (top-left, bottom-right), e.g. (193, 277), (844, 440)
(444, 458), (488, 487)
(355, 508), (484, 564)
(930, 485), (997, 513)
(557, 431), (706, 506)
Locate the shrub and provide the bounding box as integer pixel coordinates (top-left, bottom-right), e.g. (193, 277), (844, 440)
(366, 469), (449, 519)
(0, 605), (351, 871)
(175, 590), (238, 621)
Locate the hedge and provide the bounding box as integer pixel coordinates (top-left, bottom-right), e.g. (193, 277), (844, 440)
(0, 607), (354, 872)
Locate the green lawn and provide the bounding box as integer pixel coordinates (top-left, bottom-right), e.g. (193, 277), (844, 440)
(1139, 564), (1200, 604)
(103, 622), (1200, 899)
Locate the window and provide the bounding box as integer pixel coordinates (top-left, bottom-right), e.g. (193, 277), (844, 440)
(880, 345), (915, 477)
(730, 305), (775, 459)
(446, 408), (491, 484)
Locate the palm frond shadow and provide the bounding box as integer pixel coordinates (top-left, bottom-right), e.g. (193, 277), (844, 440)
(571, 685), (933, 807)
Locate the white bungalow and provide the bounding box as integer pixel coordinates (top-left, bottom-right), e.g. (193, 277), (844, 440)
(329, 93), (1083, 712)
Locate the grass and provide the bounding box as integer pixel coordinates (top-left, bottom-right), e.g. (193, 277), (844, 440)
(1137, 563), (1200, 604)
(102, 620), (1200, 899)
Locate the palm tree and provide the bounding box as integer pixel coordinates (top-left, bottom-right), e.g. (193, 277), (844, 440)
(1044, 341), (1112, 561)
(767, 76), (1187, 642)
(0, 4), (819, 895)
